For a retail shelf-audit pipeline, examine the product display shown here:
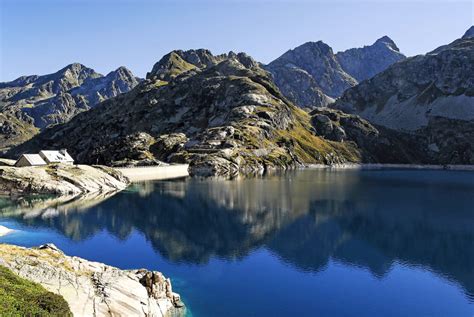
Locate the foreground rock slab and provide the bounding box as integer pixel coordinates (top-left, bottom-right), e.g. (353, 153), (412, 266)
(0, 243), (185, 317)
(0, 164), (129, 195)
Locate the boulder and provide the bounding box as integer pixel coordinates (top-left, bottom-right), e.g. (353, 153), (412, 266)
(0, 244), (185, 317)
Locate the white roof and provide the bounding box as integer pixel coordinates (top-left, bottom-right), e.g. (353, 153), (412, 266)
(39, 150), (74, 163)
(21, 154), (47, 165)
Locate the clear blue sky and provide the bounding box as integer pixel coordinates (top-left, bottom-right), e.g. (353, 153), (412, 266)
(1, 0), (472, 81)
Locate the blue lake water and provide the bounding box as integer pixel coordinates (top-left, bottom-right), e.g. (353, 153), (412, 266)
(1, 169), (473, 317)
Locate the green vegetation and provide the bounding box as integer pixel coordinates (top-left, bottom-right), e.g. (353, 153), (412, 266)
(0, 265), (72, 316)
(166, 52), (197, 78)
(284, 107), (361, 163)
(154, 80), (169, 88)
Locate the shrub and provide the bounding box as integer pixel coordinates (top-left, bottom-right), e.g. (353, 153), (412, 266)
(0, 266), (72, 316)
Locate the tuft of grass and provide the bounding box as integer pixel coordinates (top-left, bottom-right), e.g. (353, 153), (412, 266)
(153, 80), (169, 88)
(166, 52), (197, 78)
(0, 265), (72, 316)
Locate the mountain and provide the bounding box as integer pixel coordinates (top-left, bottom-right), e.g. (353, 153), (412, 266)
(265, 37), (405, 109)
(331, 27), (474, 164)
(462, 26), (474, 39)
(265, 41), (356, 109)
(10, 50), (416, 176)
(335, 36), (406, 82)
(0, 64), (140, 151)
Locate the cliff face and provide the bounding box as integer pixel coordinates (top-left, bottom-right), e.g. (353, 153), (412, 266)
(265, 37), (405, 109)
(332, 28), (474, 164)
(0, 64), (140, 152)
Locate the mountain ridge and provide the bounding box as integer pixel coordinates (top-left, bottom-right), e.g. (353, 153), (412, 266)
(0, 64), (140, 151)
(10, 52), (417, 175)
(331, 27), (474, 164)
(265, 36), (405, 109)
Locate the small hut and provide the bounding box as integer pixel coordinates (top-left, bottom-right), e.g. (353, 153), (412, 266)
(39, 149), (74, 165)
(14, 154), (47, 167)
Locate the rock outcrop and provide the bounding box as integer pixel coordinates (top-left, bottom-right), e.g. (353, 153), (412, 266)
(0, 164), (128, 195)
(310, 108), (424, 163)
(331, 27), (474, 164)
(147, 49), (229, 81)
(462, 26), (474, 39)
(11, 52), (370, 176)
(0, 64), (140, 152)
(0, 243), (185, 317)
(265, 37), (405, 109)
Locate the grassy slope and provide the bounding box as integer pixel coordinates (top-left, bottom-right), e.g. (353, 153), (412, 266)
(0, 265), (72, 316)
(0, 112), (39, 153)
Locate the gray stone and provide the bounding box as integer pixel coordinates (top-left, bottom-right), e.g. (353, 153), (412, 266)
(0, 244), (185, 317)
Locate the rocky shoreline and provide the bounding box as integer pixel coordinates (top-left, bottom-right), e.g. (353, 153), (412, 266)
(0, 163), (129, 196)
(2, 161), (474, 198)
(0, 243), (185, 317)
(304, 163), (474, 171)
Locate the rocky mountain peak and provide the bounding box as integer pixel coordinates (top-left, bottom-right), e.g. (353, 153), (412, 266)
(265, 40), (357, 108)
(374, 35), (400, 51)
(107, 66), (137, 81)
(41, 63), (102, 94)
(146, 51), (197, 81)
(56, 63), (99, 81)
(265, 36), (405, 109)
(279, 41), (334, 61)
(229, 52), (260, 69)
(180, 49), (222, 68)
(462, 26), (474, 39)
(147, 49), (260, 81)
(335, 36), (405, 82)
(59, 62), (89, 72)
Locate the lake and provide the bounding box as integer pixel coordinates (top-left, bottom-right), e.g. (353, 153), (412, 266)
(1, 169), (473, 317)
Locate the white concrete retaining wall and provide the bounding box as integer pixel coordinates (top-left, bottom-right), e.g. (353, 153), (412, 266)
(116, 164), (189, 182)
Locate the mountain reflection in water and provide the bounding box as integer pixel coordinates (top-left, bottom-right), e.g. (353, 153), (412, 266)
(1, 169), (473, 302)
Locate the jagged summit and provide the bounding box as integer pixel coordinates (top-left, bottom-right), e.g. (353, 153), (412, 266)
(147, 49), (260, 81)
(374, 35), (400, 51)
(58, 62), (90, 72)
(106, 66), (136, 81)
(266, 40), (356, 103)
(277, 41), (335, 61)
(462, 26), (474, 39)
(335, 36), (405, 82)
(264, 37), (404, 109)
